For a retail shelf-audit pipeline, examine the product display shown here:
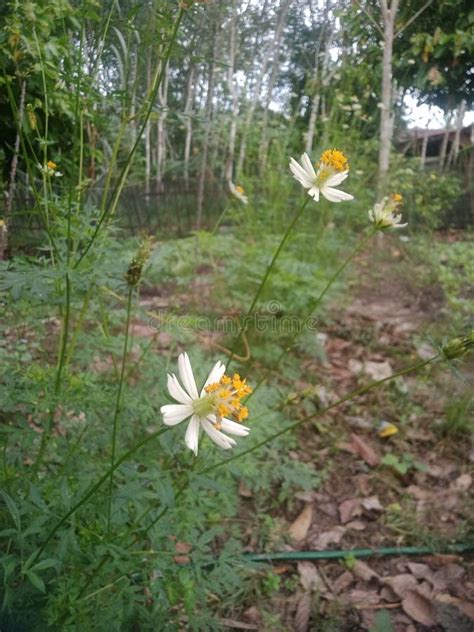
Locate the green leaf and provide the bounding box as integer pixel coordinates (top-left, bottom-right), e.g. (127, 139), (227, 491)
(25, 570), (46, 593)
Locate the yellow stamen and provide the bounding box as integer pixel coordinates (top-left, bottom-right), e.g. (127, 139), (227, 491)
(47, 160), (57, 170)
(318, 149), (349, 172)
(236, 185), (245, 194)
(391, 193), (402, 203)
(203, 372), (253, 425)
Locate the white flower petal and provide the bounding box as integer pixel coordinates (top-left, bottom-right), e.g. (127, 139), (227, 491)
(185, 415), (200, 455)
(220, 417), (250, 436)
(178, 352), (199, 399)
(300, 153), (317, 178)
(201, 361), (226, 395)
(289, 158), (315, 188)
(161, 404), (193, 426)
(321, 186), (354, 202)
(201, 419), (236, 450)
(325, 170), (348, 186)
(308, 186), (320, 201)
(167, 373), (192, 405)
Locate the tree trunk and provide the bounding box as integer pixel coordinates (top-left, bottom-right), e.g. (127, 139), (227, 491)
(183, 64), (196, 191)
(196, 33), (217, 230)
(439, 111), (453, 171)
(236, 0), (270, 176)
(377, 0), (399, 198)
(446, 100), (466, 168)
(144, 48), (152, 196)
(155, 61), (169, 193)
(225, 0), (240, 184)
(258, 0), (292, 172)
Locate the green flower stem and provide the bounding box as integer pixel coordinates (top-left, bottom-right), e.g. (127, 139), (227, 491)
(33, 273), (72, 474)
(107, 287), (134, 531)
(228, 196), (310, 366)
(211, 203), (230, 235)
(197, 354), (439, 477)
(248, 226), (379, 401)
(31, 426), (171, 565)
(75, 8), (184, 269)
(64, 286), (92, 367)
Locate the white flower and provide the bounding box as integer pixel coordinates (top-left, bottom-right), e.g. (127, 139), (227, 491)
(38, 160), (62, 177)
(369, 194), (407, 229)
(229, 181), (248, 205)
(160, 352), (251, 455)
(289, 150), (354, 203)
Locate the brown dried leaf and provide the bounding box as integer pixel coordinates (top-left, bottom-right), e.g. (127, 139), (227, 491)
(175, 541), (192, 554)
(289, 505), (313, 542)
(352, 560), (380, 583)
(339, 498), (362, 524)
(297, 561), (324, 592)
(350, 433), (380, 467)
(313, 526), (346, 550)
(386, 574), (419, 598)
(294, 592), (312, 632)
(332, 571), (354, 595)
(345, 520), (366, 531)
(454, 473), (472, 491)
(401, 590), (438, 625)
(361, 496), (384, 513)
(238, 481), (253, 498)
(217, 619), (258, 630)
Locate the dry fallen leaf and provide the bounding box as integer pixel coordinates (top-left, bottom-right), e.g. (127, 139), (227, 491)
(289, 504), (313, 542)
(364, 360), (393, 381)
(401, 590), (438, 625)
(313, 526), (346, 550)
(352, 560), (380, 583)
(332, 571), (354, 595)
(454, 473), (472, 491)
(339, 498), (362, 524)
(361, 495), (384, 513)
(350, 433), (380, 467)
(386, 574), (419, 599)
(294, 592), (312, 632)
(297, 561), (324, 592)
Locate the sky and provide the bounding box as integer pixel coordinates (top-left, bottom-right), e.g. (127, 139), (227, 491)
(404, 95), (474, 129)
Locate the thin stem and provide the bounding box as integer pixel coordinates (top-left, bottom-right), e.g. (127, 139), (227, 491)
(107, 287), (134, 531)
(33, 274), (72, 474)
(311, 227), (377, 311)
(211, 203), (230, 235)
(75, 8), (184, 268)
(228, 196), (310, 365)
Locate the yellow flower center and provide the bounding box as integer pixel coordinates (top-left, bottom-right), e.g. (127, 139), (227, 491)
(193, 373), (252, 428)
(47, 160), (57, 170)
(318, 149), (349, 173)
(235, 185), (245, 194)
(391, 193), (402, 204)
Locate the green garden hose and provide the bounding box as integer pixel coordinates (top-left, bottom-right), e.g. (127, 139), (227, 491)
(241, 543), (474, 564)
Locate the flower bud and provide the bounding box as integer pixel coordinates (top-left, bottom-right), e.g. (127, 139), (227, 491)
(442, 332), (474, 360)
(125, 237), (151, 287)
